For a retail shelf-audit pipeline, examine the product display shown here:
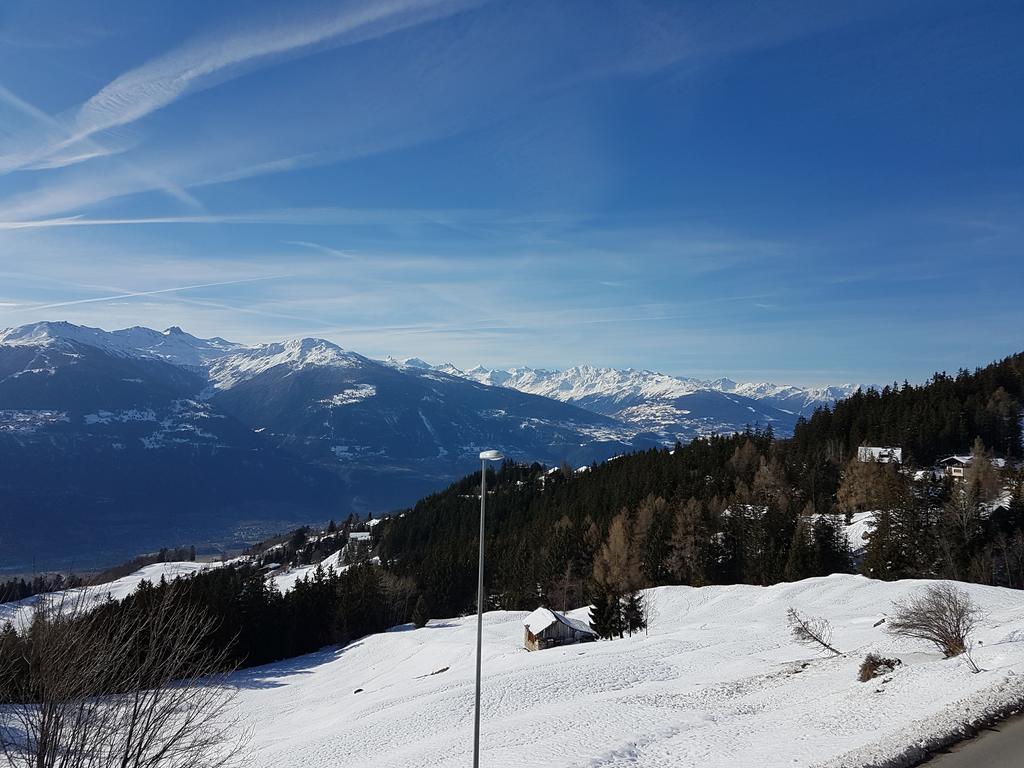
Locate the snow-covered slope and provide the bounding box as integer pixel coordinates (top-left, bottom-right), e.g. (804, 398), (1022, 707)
(0, 561), (218, 630)
(0, 321), (243, 368)
(269, 549), (347, 594)
(207, 338), (367, 390)
(230, 575), (1024, 768)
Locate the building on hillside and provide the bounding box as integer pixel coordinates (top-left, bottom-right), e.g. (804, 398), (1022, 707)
(348, 531), (371, 544)
(939, 455), (972, 479)
(523, 607), (598, 651)
(857, 446), (902, 464)
(938, 454), (1008, 479)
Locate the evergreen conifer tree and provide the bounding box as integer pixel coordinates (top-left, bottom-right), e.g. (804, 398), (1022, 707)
(623, 591), (646, 636)
(412, 594), (431, 629)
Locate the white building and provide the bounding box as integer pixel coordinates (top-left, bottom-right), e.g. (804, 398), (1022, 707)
(857, 446), (902, 464)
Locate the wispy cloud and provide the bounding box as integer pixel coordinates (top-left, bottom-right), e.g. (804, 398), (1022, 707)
(0, 207), (494, 230)
(0, 0), (876, 222)
(2, 0), (481, 175)
(0, 83), (202, 210)
(282, 240), (357, 259)
(18, 275), (292, 312)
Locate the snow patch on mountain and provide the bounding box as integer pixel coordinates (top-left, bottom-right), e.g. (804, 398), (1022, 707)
(319, 384), (377, 407)
(207, 338), (365, 390)
(0, 409), (69, 433)
(84, 408), (158, 425)
(0, 321), (243, 367)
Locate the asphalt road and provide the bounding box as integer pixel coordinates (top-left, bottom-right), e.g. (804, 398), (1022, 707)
(923, 714), (1024, 767)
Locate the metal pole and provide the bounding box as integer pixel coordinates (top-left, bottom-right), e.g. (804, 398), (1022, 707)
(473, 459), (486, 768)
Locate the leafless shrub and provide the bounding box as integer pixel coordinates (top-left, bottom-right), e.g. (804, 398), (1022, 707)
(787, 607), (841, 655)
(858, 653), (902, 682)
(640, 591), (658, 637)
(0, 585), (249, 768)
(886, 582), (982, 664)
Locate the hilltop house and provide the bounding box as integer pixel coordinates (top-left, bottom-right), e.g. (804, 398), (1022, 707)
(857, 446), (902, 464)
(523, 607), (598, 651)
(938, 454), (1008, 480)
(940, 455), (972, 479)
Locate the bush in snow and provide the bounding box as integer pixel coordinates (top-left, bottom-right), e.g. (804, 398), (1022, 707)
(787, 607), (841, 655)
(886, 583), (981, 664)
(858, 653), (902, 682)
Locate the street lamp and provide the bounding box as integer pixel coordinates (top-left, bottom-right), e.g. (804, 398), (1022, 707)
(474, 449), (504, 768)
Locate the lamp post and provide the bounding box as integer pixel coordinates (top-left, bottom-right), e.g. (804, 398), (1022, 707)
(474, 449), (504, 768)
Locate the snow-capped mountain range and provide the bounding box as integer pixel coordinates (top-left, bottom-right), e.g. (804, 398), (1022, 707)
(0, 321), (861, 568)
(0, 322), (645, 567)
(387, 358), (862, 438)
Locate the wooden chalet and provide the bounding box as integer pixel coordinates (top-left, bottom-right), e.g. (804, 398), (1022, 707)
(523, 607), (598, 652)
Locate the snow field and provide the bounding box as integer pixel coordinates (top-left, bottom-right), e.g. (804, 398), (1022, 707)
(230, 575), (1024, 768)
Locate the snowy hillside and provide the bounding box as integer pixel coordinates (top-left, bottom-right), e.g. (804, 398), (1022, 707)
(206, 337), (367, 390)
(231, 575), (1024, 768)
(0, 561), (218, 630)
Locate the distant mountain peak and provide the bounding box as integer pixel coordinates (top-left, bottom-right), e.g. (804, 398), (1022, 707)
(405, 359), (862, 423)
(206, 336), (363, 390)
(401, 357), (433, 369)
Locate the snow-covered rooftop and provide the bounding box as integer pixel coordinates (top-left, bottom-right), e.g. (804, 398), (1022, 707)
(523, 606), (596, 637)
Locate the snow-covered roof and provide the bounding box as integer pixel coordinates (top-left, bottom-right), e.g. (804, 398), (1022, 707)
(523, 607), (597, 637)
(349, 531), (371, 541)
(939, 454), (973, 466)
(939, 455), (1007, 469)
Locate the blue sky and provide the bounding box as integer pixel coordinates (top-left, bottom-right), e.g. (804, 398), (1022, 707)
(0, 0), (1020, 385)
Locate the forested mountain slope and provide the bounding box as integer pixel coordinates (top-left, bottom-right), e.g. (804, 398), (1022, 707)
(791, 353), (1024, 464)
(376, 353), (1024, 619)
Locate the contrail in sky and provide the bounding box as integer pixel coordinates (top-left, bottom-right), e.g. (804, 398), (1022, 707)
(20, 275), (291, 311)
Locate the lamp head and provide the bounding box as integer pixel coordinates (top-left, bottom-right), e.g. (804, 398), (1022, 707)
(479, 450), (504, 462)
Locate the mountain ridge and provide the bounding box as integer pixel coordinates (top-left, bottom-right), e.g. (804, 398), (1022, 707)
(387, 358), (864, 440)
(2, 322), (860, 413)
(0, 322), (658, 568)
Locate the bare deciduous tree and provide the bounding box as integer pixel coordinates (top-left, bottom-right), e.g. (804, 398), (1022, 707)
(964, 437), (1002, 504)
(0, 584), (249, 768)
(886, 583), (982, 668)
(787, 608), (841, 655)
